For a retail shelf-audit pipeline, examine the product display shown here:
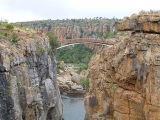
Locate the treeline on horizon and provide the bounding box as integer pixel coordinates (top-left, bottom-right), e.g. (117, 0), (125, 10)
(15, 17), (121, 23)
(14, 17), (123, 40)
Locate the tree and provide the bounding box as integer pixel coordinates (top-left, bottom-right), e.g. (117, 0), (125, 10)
(56, 44), (94, 65)
(46, 31), (59, 51)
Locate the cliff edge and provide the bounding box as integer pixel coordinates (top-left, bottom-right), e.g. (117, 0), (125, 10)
(0, 26), (63, 120)
(85, 11), (160, 120)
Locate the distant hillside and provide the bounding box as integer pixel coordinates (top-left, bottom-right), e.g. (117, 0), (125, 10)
(15, 18), (121, 40)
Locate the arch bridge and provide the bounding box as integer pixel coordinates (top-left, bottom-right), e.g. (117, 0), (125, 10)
(57, 38), (117, 49)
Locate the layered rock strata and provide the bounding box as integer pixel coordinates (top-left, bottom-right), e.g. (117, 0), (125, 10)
(16, 19), (118, 40)
(85, 13), (160, 120)
(0, 31), (63, 120)
(116, 13), (160, 33)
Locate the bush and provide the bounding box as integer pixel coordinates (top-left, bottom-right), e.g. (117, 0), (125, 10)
(109, 82), (116, 90)
(11, 34), (19, 47)
(79, 77), (89, 86)
(36, 46), (45, 55)
(77, 63), (87, 74)
(46, 31), (59, 51)
(5, 24), (14, 30)
(66, 36), (72, 39)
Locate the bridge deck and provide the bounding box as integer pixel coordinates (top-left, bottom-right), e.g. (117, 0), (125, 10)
(59, 38), (117, 45)
(57, 38), (117, 49)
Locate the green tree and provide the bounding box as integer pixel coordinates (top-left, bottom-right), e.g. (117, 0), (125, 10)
(46, 31), (59, 51)
(56, 44), (94, 65)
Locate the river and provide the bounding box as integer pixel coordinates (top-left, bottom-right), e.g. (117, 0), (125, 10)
(61, 94), (85, 120)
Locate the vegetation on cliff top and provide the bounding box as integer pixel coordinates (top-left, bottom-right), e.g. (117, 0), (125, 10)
(0, 20), (21, 47)
(46, 31), (59, 51)
(15, 18), (121, 40)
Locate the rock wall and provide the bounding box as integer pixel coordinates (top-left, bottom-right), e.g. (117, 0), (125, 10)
(0, 32), (63, 119)
(85, 13), (160, 120)
(16, 18), (119, 40)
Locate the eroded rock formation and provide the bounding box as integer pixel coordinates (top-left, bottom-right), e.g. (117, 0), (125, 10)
(16, 18), (118, 40)
(85, 13), (160, 120)
(57, 69), (85, 94)
(0, 30), (63, 120)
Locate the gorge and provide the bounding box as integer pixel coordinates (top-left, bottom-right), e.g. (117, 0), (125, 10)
(1, 11), (160, 120)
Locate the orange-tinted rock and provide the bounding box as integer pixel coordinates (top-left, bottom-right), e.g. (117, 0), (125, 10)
(84, 31), (160, 119)
(116, 14), (160, 33)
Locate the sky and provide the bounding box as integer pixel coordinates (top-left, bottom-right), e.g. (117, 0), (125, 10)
(0, 0), (159, 23)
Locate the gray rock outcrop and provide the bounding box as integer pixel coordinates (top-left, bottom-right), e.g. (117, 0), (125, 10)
(0, 31), (63, 120)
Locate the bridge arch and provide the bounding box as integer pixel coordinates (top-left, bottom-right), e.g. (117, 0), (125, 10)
(57, 42), (111, 49)
(57, 38), (116, 49)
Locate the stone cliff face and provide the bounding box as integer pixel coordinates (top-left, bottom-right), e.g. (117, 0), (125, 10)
(16, 18), (119, 40)
(0, 31), (63, 120)
(85, 13), (160, 120)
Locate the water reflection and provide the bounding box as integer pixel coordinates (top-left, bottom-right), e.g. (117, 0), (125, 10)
(62, 94), (85, 120)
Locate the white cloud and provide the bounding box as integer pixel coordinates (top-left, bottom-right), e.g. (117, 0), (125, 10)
(0, 10), (42, 23)
(0, 0), (160, 22)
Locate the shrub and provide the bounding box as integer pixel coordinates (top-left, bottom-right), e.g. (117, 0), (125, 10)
(109, 82), (116, 90)
(66, 36), (72, 39)
(5, 24), (14, 30)
(36, 46), (45, 55)
(79, 77), (89, 86)
(103, 31), (118, 39)
(46, 31), (59, 51)
(11, 34), (19, 47)
(77, 63), (87, 74)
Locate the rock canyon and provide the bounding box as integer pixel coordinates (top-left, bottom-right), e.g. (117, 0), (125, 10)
(84, 13), (160, 120)
(1, 11), (160, 120)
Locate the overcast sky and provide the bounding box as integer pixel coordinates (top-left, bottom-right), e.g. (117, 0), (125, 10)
(0, 0), (159, 23)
